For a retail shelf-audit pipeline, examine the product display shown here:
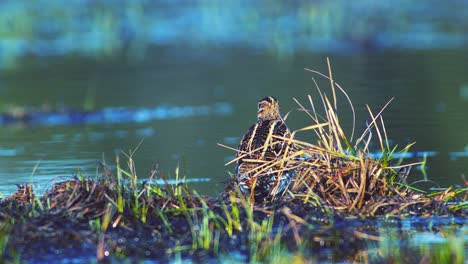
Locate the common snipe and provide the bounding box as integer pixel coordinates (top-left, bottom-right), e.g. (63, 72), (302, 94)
(235, 96), (296, 199)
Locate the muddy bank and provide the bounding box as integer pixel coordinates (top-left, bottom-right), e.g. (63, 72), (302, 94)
(0, 171), (465, 263)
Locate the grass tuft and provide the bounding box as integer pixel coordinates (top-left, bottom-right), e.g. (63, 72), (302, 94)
(222, 58), (465, 217)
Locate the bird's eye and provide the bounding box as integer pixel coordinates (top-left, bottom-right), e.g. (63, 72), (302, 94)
(258, 103), (262, 109)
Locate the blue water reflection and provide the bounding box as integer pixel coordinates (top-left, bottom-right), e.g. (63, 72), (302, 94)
(0, 1), (467, 68)
(0, 102), (232, 126)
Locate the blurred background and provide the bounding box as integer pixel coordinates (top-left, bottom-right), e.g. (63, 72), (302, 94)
(0, 0), (466, 196)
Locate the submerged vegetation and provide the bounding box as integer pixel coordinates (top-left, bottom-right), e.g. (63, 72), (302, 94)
(0, 61), (466, 263)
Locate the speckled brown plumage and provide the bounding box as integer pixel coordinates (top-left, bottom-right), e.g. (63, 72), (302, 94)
(235, 96), (296, 199)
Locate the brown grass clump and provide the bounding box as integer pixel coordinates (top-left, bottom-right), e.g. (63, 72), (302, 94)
(4, 184), (34, 205)
(224, 58), (466, 216)
(42, 179), (109, 219)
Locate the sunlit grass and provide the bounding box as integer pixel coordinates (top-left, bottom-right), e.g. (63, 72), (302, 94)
(0, 220), (10, 262)
(0, 149), (465, 263)
(221, 58), (464, 218)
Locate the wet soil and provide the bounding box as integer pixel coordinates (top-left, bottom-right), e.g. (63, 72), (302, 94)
(0, 174), (465, 263)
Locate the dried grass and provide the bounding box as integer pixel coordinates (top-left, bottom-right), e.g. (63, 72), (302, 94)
(223, 58), (466, 216)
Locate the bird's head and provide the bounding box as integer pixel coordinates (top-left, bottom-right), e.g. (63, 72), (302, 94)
(257, 96), (281, 121)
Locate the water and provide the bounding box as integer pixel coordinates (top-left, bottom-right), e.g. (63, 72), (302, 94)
(0, 1), (467, 197)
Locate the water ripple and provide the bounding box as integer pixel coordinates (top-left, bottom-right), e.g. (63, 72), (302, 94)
(0, 102), (233, 126)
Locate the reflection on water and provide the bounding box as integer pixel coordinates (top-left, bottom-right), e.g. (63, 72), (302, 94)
(0, 0), (467, 69)
(0, 102), (232, 125)
(0, 1), (467, 197)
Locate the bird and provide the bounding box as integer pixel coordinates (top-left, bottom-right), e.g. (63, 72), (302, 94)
(235, 96), (296, 200)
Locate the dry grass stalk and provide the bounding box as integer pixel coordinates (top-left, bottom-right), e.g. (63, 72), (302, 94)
(222, 58), (465, 216)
